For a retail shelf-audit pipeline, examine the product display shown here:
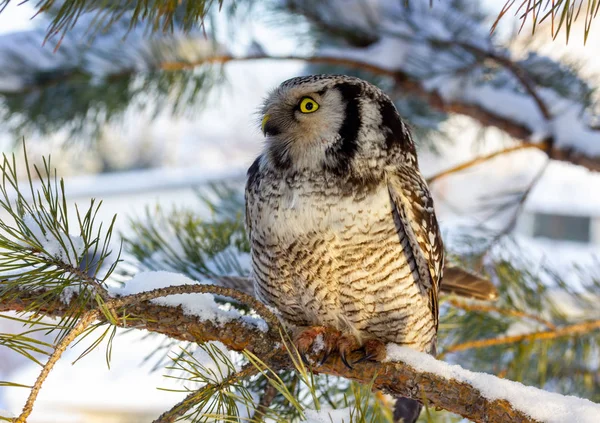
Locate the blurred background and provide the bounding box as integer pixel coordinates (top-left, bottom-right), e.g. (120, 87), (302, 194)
(0, 1), (599, 422)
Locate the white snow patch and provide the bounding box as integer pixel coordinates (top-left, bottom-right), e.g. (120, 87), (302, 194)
(546, 290), (600, 321)
(109, 271), (268, 332)
(312, 334), (325, 354)
(0, 12), (221, 94)
(427, 74), (600, 160)
(549, 99), (600, 157)
(303, 406), (353, 423)
(385, 344), (600, 423)
(21, 212), (86, 267)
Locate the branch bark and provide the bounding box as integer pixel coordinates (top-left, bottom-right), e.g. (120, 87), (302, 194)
(426, 143), (545, 184)
(164, 54), (600, 173)
(3, 284), (598, 423)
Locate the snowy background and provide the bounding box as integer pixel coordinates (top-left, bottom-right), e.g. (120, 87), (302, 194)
(1, 0), (600, 422)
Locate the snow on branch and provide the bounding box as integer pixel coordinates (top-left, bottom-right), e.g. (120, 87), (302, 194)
(2, 275), (599, 423)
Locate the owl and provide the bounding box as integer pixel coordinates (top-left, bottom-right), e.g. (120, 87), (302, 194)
(245, 75), (492, 422)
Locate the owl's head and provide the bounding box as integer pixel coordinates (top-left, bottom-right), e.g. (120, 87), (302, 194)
(259, 74), (417, 176)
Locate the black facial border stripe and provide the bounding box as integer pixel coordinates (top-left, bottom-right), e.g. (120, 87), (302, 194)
(335, 82), (362, 162)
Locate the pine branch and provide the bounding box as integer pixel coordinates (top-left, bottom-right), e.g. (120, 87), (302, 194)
(2, 0), (595, 44)
(492, 0), (600, 43)
(427, 39), (553, 122)
(0, 0), (227, 43)
(5, 52), (596, 172)
(153, 363), (259, 423)
(2, 283), (599, 423)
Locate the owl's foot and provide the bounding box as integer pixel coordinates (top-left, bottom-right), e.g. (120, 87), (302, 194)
(354, 338), (387, 364)
(294, 326), (341, 366)
(337, 336), (386, 368)
(294, 328), (386, 369)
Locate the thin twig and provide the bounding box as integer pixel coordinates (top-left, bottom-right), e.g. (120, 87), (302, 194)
(447, 299), (557, 330)
(28, 246), (110, 301)
(14, 310), (98, 423)
(426, 143), (545, 184)
(483, 159), (550, 251)
(440, 319), (600, 357)
(153, 363), (260, 423)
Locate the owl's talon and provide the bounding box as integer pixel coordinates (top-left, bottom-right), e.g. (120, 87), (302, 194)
(340, 351), (353, 369)
(319, 348), (333, 365)
(352, 353), (373, 365)
(337, 334), (360, 369)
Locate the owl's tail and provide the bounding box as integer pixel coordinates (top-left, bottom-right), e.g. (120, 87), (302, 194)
(440, 265), (498, 301)
(394, 397), (422, 423)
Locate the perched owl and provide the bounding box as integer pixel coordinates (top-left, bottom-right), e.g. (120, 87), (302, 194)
(245, 75), (492, 422)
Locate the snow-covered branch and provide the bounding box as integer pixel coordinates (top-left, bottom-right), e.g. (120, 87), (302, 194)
(4, 47), (598, 172)
(2, 274), (599, 423)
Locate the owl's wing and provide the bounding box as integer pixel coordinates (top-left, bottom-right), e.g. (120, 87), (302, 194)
(387, 166), (444, 328)
(244, 157), (262, 241)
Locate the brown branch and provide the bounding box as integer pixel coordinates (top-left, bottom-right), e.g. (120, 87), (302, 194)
(446, 299), (557, 330)
(452, 41), (552, 120)
(164, 55), (600, 173)
(441, 319), (600, 356)
(14, 310), (98, 423)
(5, 52), (600, 172)
(3, 285), (597, 423)
(1, 290), (278, 356)
(426, 143), (545, 184)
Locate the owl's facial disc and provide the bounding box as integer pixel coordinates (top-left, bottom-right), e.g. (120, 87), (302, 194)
(261, 83), (347, 170)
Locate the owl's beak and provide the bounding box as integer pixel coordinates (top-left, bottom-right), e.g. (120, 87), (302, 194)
(261, 114), (280, 137)
(261, 114), (271, 136)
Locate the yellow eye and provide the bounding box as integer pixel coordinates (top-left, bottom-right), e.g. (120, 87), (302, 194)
(299, 97), (319, 113)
